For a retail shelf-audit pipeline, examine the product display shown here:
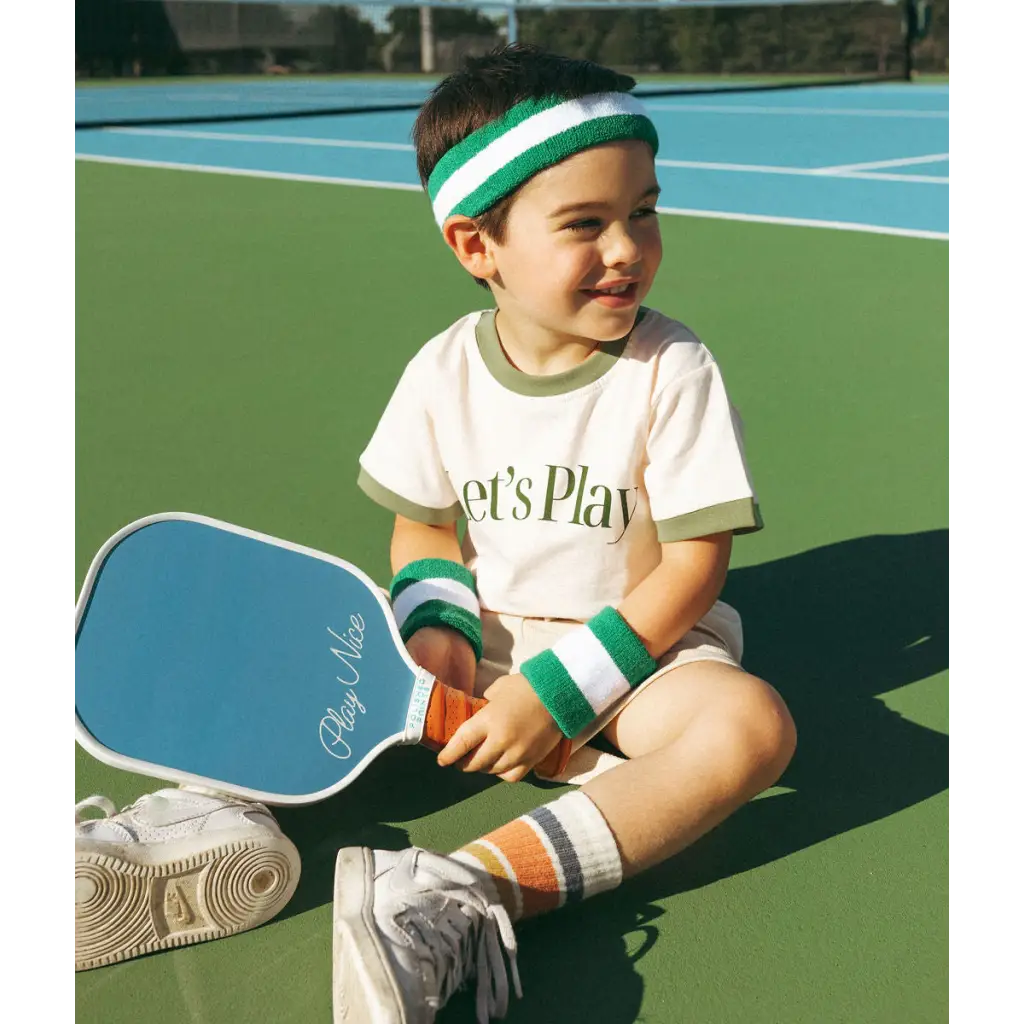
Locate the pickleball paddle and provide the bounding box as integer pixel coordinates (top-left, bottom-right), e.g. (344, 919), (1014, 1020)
(75, 513), (572, 805)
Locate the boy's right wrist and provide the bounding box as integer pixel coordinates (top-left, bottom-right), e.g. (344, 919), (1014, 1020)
(404, 620), (472, 650)
(390, 558), (483, 661)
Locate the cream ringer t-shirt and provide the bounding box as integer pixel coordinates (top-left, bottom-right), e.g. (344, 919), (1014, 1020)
(358, 307), (762, 622)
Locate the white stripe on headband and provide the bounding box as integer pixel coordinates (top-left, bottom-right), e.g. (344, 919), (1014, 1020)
(431, 91), (652, 227)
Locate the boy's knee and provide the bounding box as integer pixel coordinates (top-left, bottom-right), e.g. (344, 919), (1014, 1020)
(751, 682), (797, 782)
(690, 676), (797, 790)
(734, 679), (796, 787)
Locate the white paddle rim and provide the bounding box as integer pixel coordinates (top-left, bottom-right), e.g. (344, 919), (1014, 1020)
(74, 511), (436, 806)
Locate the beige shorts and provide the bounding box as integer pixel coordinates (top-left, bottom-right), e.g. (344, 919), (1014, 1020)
(473, 600), (744, 782)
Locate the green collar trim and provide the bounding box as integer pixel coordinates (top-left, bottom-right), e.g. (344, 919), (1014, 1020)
(474, 309), (645, 397)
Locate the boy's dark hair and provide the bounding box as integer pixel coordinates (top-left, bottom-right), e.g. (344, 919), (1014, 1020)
(413, 44), (636, 288)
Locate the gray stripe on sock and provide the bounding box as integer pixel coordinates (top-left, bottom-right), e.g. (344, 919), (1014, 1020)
(529, 805), (585, 903)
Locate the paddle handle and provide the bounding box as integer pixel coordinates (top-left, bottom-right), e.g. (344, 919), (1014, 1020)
(420, 679), (573, 779)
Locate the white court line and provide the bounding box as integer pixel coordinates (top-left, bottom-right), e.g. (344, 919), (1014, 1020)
(659, 157), (826, 175)
(101, 130), (947, 184)
(74, 153), (423, 192)
(655, 157), (946, 184)
(646, 102), (948, 119)
(108, 127), (415, 151)
(75, 153), (948, 241)
(816, 152), (949, 173)
(657, 205), (947, 240)
(838, 171), (947, 183)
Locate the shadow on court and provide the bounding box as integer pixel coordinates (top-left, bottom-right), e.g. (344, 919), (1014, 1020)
(273, 528), (949, 1024)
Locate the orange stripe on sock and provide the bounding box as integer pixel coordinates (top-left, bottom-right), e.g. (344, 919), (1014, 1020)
(486, 819), (561, 918)
(460, 842), (519, 919)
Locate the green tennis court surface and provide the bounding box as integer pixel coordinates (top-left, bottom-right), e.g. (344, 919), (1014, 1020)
(76, 160), (947, 1022)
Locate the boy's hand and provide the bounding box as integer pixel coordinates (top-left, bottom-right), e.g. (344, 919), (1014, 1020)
(437, 673), (564, 783)
(405, 626), (477, 697)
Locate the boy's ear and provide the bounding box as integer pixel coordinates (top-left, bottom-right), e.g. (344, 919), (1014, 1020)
(442, 216), (498, 284)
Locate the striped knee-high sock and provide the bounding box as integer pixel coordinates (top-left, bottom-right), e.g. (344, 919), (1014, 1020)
(451, 791), (622, 922)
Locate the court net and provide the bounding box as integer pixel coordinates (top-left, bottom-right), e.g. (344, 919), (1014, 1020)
(75, 0), (945, 129)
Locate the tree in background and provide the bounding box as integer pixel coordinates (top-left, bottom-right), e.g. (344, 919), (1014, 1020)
(77, 0), (184, 77)
(302, 5), (379, 72)
(383, 6), (502, 72)
(517, 0), (946, 77)
(76, 0), (948, 81)
(913, 0), (948, 73)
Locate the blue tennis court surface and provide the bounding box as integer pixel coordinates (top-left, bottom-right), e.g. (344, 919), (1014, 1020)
(75, 80), (948, 238)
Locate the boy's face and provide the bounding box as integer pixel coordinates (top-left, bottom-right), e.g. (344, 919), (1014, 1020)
(486, 139), (662, 343)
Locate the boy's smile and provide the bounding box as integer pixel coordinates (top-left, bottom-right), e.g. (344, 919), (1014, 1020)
(579, 281), (642, 309)
(446, 139), (662, 375)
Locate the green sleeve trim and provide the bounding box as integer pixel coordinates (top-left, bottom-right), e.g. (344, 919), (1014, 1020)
(654, 497), (763, 543)
(357, 467), (463, 525)
(520, 649), (595, 738)
(587, 607), (657, 686)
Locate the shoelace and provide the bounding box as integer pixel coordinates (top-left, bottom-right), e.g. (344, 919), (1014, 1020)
(474, 903), (522, 1024)
(74, 794), (116, 825)
(397, 862), (523, 1024)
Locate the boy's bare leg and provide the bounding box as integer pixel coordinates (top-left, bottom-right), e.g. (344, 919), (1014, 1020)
(584, 661), (797, 879)
(330, 661), (795, 1024)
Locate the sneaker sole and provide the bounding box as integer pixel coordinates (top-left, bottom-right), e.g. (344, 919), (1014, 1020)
(332, 848), (409, 1024)
(75, 834), (300, 971)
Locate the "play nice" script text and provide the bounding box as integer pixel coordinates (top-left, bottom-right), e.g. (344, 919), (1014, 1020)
(319, 614), (368, 760)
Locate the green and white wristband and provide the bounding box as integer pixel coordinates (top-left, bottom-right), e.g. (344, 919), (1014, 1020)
(427, 91), (659, 227)
(520, 607), (657, 738)
(390, 558), (483, 661)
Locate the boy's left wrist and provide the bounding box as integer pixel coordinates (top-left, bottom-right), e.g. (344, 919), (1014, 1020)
(519, 607), (657, 738)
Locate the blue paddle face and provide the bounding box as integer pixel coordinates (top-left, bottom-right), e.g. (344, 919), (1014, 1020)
(75, 518), (422, 801)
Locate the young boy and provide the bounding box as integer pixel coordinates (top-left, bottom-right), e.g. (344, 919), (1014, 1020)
(332, 43), (796, 1024)
(74, 42), (795, 1021)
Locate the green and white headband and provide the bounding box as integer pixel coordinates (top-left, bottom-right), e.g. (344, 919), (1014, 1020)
(427, 91), (659, 228)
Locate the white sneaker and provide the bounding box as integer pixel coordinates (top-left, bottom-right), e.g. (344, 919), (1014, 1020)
(75, 788), (301, 971)
(332, 847), (522, 1024)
